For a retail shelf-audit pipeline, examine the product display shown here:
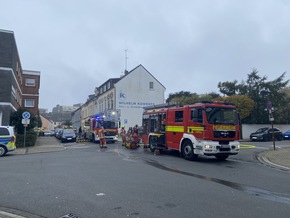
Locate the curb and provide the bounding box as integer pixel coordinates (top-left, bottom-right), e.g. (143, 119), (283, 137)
(0, 206), (45, 218)
(256, 151), (290, 171)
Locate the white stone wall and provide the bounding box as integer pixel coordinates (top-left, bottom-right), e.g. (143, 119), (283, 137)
(241, 124), (290, 139)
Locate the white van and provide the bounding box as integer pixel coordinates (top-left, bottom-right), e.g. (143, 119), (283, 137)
(0, 126), (16, 157)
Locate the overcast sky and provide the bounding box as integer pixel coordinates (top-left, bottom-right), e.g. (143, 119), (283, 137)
(1, 0), (290, 112)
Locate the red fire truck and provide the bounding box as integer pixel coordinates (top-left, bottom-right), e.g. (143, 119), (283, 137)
(141, 101), (240, 160)
(89, 115), (119, 143)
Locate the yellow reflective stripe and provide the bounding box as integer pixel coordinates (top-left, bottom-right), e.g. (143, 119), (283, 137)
(187, 126), (204, 133)
(7, 142), (15, 150)
(150, 133), (164, 137)
(166, 126), (184, 132)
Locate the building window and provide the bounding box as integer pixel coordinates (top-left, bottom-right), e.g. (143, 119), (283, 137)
(25, 78), (35, 87)
(25, 99), (35, 107)
(149, 81), (154, 90)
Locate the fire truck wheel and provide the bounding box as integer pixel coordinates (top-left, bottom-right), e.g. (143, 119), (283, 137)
(182, 140), (198, 161)
(149, 136), (156, 152)
(215, 154), (229, 161)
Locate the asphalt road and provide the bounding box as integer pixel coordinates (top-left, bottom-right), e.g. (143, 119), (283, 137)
(0, 141), (290, 218)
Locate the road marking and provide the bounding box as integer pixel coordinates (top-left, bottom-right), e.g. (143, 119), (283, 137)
(240, 144), (256, 149)
(114, 148), (121, 157)
(96, 193), (106, 196)
(0, 211), (26, 218)
(67, 146), (91, 149)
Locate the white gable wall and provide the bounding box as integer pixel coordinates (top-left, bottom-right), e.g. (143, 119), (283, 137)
(115, 65), (165, 129)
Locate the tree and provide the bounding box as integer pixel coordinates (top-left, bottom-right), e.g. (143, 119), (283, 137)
(275, 86), (290, 124)
(166, 91), (193, 103)
(218, 69), (289, 124)
(166, 91), (220, 106)
(214, 95), (254, 121)
(10, 108), (38, 134)
(218, 80), (238, 96)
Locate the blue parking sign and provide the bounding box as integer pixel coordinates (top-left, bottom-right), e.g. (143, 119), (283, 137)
(22, 111), (31, 119)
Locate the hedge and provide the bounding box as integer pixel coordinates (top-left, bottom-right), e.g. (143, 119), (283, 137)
(16, 132), (37, 148)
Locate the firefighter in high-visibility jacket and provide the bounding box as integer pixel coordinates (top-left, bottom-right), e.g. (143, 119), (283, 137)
(120, 125), (126, 146)
(99, 126), (107, 148)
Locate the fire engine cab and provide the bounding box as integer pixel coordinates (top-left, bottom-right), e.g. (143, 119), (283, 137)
(89, 115), (119, 143)
(141, 101), (240, 161)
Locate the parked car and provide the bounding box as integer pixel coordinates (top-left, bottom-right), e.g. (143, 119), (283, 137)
(250, 127), (283, 141)
(283, 130), (290, 139)
(59, 129), (77, 143)
(50, 130), (55, 137)
(55, 128), (63, 140)
(0, 126), (16, 157)
(43, 131), (52, 136)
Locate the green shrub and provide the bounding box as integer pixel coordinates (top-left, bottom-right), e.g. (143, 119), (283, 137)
(16, 131), (37, 148)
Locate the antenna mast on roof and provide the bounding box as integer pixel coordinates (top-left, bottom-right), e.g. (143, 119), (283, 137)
(124, 49), (128, 73)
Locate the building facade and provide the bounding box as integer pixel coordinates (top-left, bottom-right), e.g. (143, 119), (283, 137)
(71, 64), (165, 131)
(22, 70), (40, 115)
(0, 29), (40, 126)
(115, 65), (165, 128)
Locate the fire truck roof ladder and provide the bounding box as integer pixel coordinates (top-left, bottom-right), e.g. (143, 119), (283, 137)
(199, 100), (236, 106)
(143, 102), (179, 110)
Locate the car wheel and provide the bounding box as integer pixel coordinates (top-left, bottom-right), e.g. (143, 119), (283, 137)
(182, 140), (198, 161)
(0, 145), (7, 157)
(263, 135), (268, 141)
(278, 135), (283, 141)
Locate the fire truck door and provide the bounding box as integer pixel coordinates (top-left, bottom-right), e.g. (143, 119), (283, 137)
(188, 108), (204, 139)
(167, 110), (184, 150)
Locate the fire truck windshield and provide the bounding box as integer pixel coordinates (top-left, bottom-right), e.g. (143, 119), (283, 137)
(205, 107), (238, 124)
(95, 120), (116, 129)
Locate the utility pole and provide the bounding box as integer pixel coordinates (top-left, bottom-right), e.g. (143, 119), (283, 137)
(267, 101), (275, 150)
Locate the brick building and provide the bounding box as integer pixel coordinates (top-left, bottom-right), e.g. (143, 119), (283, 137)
(0, 29), (40, 126)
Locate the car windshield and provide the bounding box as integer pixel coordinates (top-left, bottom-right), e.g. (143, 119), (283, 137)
(256, 128), (268, 133)
(63, 129), (74, 134)
(206, 107), (238, 124)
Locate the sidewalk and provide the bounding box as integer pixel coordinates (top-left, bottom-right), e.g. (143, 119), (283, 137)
(257, 147), (290, 170)
(10, 136), (65, 155)
(9, 137), (290, 170)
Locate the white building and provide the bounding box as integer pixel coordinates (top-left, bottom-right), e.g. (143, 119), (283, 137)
(71, 64), (165, 131)
(115, 65), (165, 128)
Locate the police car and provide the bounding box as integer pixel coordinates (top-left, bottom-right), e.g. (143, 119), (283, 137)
(0, 126), (16, 157)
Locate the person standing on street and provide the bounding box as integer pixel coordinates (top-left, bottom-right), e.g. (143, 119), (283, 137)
(78, 126), (82, 139)
(99, 126), (107, 148)
(133, 125), (139, 144)
(120, 125), (126, 146)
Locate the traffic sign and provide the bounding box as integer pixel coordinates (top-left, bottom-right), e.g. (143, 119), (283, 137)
(22, 111), (31, 119)
(22, 118), (30, 125)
